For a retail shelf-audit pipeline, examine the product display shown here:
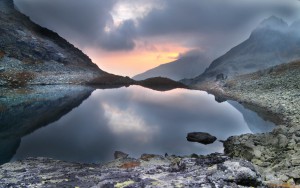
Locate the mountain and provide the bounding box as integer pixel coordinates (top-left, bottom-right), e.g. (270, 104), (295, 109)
(0, 0), (131, 86)
(183, 16), (300, 85)
(133, 51), (210, 81)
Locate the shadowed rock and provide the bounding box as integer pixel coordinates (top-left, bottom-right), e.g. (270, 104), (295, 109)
(187, 132), (217, 145)
(114, 151), (129, 159)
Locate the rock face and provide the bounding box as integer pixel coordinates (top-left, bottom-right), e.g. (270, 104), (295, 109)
(0, 153), (263, 187)
(186, 132), (217, 145)
(183, 16), (300, 85)
(133, 52), (211, 81)
(0, 0), (108, 86)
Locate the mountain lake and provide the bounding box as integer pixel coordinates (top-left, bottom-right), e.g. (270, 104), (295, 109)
(0, 85), (275, 164)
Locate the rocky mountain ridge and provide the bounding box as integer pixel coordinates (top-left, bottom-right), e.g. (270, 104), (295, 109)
(183, 16), (300, 84)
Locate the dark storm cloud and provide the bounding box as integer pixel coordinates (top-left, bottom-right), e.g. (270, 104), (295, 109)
(138, 0), (299, 36)
(14, 0), (300, 53)
(13, 0), (106, 47)
(100, 20), (136, 51)
(14, 0), (138, 51)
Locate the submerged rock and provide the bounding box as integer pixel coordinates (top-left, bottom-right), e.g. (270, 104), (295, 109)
(187, 132), (217, 144)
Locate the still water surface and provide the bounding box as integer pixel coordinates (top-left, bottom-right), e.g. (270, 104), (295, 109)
(12, 86), (275, 163)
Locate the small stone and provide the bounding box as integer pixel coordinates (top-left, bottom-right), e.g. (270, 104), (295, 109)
(253, 149), (262, 158)
(291, 157), (300, 166)
(278, 134), (288, 148)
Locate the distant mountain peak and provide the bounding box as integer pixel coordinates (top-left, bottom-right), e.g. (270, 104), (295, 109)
(133, 51), (211, 81)
(256, 16), (288, 31)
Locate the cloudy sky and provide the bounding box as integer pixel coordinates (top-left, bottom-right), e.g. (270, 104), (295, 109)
(14, 0), (300, 76)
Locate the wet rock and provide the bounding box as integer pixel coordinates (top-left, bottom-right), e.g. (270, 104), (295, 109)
(215, 95), (227, 103)
(114, 151), (129, 159)
(187, 132), (217, 144)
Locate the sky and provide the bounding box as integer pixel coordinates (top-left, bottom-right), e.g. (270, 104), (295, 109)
(14, 0), (300, 76)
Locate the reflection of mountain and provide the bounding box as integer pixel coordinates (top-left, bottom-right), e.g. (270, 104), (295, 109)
(183, 16), (300, 84)
(0, 86), (94, 164)
(228, 101), (275, 134)
(0, 138), (20, 165)
(133, 51), (210, 81)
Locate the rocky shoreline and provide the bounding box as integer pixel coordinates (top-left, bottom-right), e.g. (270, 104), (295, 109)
(0, 152), (263, 188)
(193, 61), (300, 185)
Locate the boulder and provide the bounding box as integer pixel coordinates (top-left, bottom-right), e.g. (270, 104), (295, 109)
(186, 132), (217, 145)
(113, 151), (129, 159)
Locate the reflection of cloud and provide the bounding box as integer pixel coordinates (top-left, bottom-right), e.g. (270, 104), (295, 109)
(102, 102), (158, 143)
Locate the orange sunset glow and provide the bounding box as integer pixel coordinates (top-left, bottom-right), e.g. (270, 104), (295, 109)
(85, 43), (189, 77)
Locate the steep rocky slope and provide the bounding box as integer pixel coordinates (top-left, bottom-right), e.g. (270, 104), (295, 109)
(0, 0), (109, 86)
(133, 52), (210, 81)
(183, 16), (300, 84)
(193, 60), (300, 184)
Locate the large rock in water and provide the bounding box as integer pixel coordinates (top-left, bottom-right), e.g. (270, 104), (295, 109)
(186, 132), (217, 144)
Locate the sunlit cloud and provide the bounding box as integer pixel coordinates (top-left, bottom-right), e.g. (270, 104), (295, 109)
(102, 102), (159, 143)
(84, 42), (188, 76)
(111, 0), (162, 26)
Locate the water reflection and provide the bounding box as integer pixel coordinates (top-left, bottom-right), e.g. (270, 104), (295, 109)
(0, 85), (94, 164)
(9, 86), (275, 164)
(228, 101), (275, 133)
